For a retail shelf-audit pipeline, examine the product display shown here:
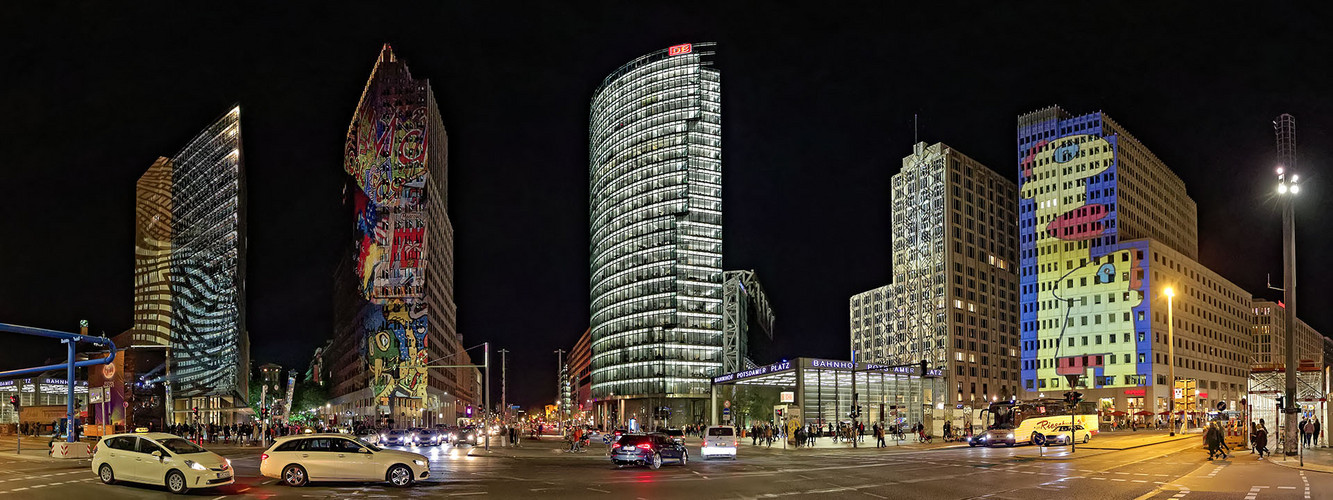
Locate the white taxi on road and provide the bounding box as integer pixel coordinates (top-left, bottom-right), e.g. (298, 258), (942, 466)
(260, 433), (429, 487)
(92, 431), (233, 494)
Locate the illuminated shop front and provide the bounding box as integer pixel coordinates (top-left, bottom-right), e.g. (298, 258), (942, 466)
(708, 358), (946, 436)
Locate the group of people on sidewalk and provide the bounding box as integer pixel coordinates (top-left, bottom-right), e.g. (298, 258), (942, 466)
(1299, 417), (1323, 448)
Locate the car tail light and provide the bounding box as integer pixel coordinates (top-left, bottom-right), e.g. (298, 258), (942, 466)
(261, 453), (269, 462)
(636, 443), (652, 450)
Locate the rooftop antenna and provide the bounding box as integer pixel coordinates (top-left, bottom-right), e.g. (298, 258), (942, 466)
(914, 114), (922, 155)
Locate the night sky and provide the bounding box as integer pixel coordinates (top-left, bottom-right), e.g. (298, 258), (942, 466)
(3, 2), (1330, 409)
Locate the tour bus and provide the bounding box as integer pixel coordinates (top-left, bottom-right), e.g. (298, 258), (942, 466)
(969, 398), (1098, 447)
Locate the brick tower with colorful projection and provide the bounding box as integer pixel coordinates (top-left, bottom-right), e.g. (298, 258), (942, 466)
(336, 44), (466, 417)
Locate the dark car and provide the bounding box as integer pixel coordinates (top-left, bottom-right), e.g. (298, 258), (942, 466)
(663, 429), (685, 445)
(610, 433), (688, 469)
(452, 427), (481, 446)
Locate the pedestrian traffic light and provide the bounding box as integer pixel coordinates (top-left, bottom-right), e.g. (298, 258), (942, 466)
(8, 395), (17, 410)
(920, 360), (928, 377)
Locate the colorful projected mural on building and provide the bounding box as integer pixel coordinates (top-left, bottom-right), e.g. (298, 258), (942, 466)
(1018, 126), (1151, 392)
(344, 59), (431, 400)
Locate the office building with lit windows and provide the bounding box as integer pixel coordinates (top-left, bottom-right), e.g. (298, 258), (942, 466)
(1017, 106), (1251, 420)
(850, 142), (1020, 406)
(589, 43), (722, 428)
(131, 105), (250, 424)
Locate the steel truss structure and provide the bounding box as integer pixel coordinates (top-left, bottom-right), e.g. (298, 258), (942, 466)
(721, 270), (775, 373)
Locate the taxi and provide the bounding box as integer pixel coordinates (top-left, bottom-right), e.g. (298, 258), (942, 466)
(260, 433), (429, 487)
(92, 430), (232, 494)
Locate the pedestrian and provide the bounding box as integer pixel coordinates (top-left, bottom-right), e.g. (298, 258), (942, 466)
(1316, 418), (1323, 448)
(1305, 419), (1317, 448)
(1204, 424), (1221, 460)
(876, 423), (886, 448)
(1255, 419), (1269, 459)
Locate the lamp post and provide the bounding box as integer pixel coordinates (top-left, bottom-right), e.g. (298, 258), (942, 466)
(1276, 164), (1301, 457)
(1165, 286), (1176, 436)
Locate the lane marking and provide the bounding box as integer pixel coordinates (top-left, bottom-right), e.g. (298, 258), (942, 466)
(450, 493), (488, 497)
(587, 487), (611, 493)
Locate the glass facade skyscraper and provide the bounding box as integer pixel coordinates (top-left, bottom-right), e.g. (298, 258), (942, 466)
(589, 43), (722, 425)
(132, 106), (249, 423)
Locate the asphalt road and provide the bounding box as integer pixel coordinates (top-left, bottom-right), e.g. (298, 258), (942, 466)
(0, 435), (1328, 499)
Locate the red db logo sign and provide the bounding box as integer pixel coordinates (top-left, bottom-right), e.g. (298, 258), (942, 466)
(668, 43), (692, 56)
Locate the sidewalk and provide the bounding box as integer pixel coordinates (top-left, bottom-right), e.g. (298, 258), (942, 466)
(0, 435), (95, 462)
(737, 434), (963, 452)
(1267, 445), (1333, 474)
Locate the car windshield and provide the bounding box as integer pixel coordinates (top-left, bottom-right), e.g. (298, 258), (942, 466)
(156, 438), (207, 454)
(665, 429), (683, 436)
(707, 427), (734, 437)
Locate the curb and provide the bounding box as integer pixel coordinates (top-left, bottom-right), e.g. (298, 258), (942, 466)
(1266, 455), (1333, 474)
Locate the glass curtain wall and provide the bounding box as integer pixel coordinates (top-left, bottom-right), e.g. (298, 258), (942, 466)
(589, 43), (722, 403)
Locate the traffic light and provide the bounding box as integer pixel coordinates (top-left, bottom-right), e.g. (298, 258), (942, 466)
(8, 395), (18, 410)
(920, 360), (928, 377)
(1063, 391), (1083, 406)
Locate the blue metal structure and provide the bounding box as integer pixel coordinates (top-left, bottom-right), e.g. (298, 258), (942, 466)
(0, 323), (116, 443)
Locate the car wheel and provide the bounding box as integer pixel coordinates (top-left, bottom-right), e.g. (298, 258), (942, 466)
(283, 464), (308, 487)
(98, 464), (115, 485)
(649, 452), (662, 470)
(968, 440), (977, 447)
(1083, 434), (1090, 444)
(680, 451), (689, 466)
(165, 470), (189, 494)
(387, 464), (413, 487)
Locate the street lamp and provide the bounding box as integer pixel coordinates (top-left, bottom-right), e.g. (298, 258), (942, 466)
(1276, 161), (1301, 458)
(1164, 286), (1176, 436)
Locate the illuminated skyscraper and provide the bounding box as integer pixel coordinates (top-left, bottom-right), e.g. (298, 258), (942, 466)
(327, 44), (472, 427)
(850, 142), (1020, 405)
(132, 105), (249, 423)
(1017, 106), (1249, 415)
(589, 43), (722, 427)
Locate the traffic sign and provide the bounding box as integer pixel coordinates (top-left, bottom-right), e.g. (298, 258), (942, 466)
(724, 400), (731, 409)
(722, 407), (731, 416)
(1216, 401), (1227, 411)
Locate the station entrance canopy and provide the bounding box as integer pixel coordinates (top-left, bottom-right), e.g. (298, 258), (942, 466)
(709, 358), (945, 431)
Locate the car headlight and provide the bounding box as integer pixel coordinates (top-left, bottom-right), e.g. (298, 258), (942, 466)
(1006, 433), (1014, 439)
(413, 459), (427, 466)
(185, 460), (208, 471)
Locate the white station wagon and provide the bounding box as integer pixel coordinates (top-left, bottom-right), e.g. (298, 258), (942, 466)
(260, 433), (430, 487)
